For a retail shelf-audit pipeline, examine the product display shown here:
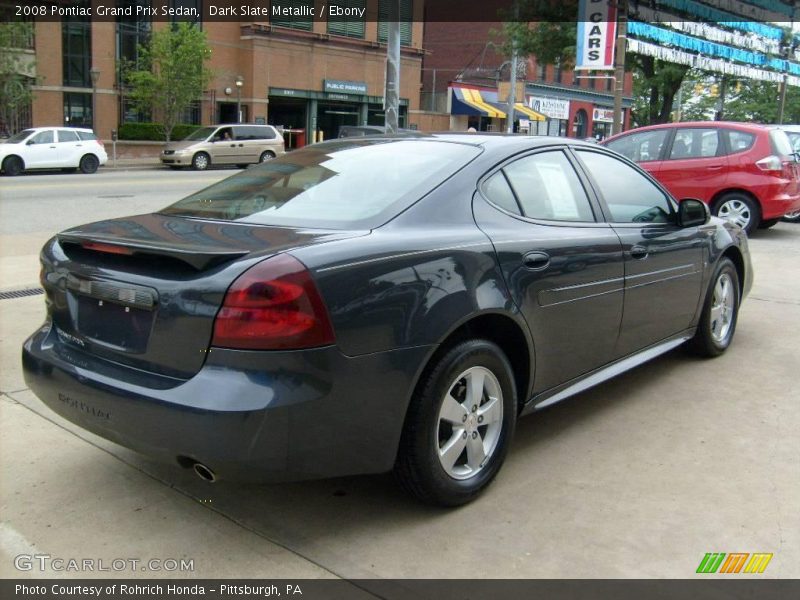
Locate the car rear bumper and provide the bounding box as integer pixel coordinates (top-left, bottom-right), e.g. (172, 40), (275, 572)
(22, 324), (432, 482)
(759, 190), (800, 220)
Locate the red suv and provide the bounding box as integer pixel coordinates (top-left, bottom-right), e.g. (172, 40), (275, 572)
(603, 122), (800, 233)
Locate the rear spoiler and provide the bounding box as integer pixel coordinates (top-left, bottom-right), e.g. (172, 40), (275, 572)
(57, 233), (249, 270)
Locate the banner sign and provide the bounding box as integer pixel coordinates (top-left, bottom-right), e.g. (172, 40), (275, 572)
(575, 0), (618, 70)
(529, 97), (571, 120)
(593, 107), (614, 122)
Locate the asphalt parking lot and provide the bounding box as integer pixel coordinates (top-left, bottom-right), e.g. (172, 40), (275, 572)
(0, 170), (798, 579)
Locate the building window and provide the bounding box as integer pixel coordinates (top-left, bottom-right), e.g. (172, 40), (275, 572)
(572, 109), (587, 138)
(117, 1), (151, 77)
(181, 100), (201, 125)
(169, 0), (202, 24)
(62, 2), (91, 88)
(378, 0), (413, 46)
(536, 62), (546, 81)
(64, 92), (92, 128)
(327, 0), (366, 39)
(554, 60), (562, 84)
(271, 0), (313, 31)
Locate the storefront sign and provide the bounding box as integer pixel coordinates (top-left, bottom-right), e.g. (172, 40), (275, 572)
(593, 107), (614, 122)
(529, 97), (571, 120)
(323, 79), (368, 95)
(576, 0), (618, 70)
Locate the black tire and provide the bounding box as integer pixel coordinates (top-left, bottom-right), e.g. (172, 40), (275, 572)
(192, 152), (210, 171)
(395, 339), (517, 506)
(758, 218), (780, 229)
(712, 193), (760, 234)
(782, 210), (800, 223)
(259, 150), (275, 163)
(2, 155), (23, 176)
(79, 154), (99, 174)
(687, 258), (740, 358)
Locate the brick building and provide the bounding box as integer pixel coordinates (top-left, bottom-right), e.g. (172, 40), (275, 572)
(422, 22), (633, 139)
(10, 0), (424, 144)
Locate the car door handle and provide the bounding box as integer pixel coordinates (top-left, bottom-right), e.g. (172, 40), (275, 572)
(522, 251), (550, 270)
(229, 144), (236, 147)
(630, 245), (649, 260)
(706, 164), (724, 169)
(49, 146), (56, 149)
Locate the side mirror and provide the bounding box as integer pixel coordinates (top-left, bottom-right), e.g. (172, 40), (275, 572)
(678, 198), (710, 227)
(26, 139), (34, 145)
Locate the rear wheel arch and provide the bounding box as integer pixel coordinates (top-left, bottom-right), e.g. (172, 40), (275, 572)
(407, 312), (533, 421)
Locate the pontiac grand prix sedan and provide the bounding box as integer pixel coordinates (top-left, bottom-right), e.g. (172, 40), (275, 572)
(22, 135), (752, 506)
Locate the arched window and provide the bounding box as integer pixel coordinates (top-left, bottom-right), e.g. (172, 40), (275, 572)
(573, 109), (587, 138)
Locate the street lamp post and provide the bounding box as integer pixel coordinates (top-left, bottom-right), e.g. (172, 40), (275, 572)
(89, 67), (100, 131)
(235, 75), (244, 123)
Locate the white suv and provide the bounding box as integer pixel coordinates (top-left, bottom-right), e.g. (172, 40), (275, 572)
(0, 127), (108, 176)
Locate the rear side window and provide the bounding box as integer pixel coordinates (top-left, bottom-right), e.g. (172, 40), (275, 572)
(162, 139), (481, 229)
(577, 150), (674, 224)
(233, 126), (276, 140)
(725, 130), (755, 154)
(57, 129), (80, 142)
(606, 129), (668, 162)
(482, 172), (521, 215)
(669, 128), (720, 159)
(77, 131), (97, 141)
(785, 131), (800, 153)
(502, 151), (595, 222)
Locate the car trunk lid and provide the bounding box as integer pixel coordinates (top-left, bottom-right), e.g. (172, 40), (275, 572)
(44, 213), (365, 379)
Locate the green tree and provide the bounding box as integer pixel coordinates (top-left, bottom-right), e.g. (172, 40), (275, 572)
(0, 21), (36, 135)
(629, 56), (690, 126)
(123, 22), (213, 141)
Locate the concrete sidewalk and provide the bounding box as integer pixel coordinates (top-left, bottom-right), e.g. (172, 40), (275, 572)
(100, 156), (163, 170)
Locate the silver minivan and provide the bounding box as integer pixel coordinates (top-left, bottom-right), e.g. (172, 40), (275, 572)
(161, 124), (285, 170)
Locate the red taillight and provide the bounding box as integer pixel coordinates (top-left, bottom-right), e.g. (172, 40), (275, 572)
(755, 155), (783, 173)
(211, 253), (335, 350)
(81, 242), (133, 255)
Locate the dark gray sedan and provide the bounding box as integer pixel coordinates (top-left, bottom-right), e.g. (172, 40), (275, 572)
(22, 135), (752, 506)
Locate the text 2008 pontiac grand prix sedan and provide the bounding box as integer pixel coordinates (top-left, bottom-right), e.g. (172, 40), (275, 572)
(23, 135), (752, 506)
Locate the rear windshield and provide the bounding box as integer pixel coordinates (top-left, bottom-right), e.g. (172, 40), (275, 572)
(769, 129), (794, 156)
(161, 139), (481, 229)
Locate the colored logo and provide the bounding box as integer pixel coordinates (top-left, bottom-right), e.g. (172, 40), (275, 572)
(696, 553), (773, 574)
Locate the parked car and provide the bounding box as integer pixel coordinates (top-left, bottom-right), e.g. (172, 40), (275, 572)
(778, 125), (800, 223)
(161, 124), (285, 170)
(23, 135), (752, 506)
(603, 122), (800, 233)
(338, 125), (420, 138)
(0, 127), (107, 175)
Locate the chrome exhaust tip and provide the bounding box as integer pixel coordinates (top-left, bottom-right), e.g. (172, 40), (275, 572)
(192, 462), (217, 483)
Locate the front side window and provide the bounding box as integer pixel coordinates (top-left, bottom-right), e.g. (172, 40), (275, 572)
(577, 150), (674, 224)
(31, 130), (54, 144)
(162, 140), (480, 229)
(501, 151), (595, 222)
(606, 129), (668, 163)
(669, 128), (720, 159)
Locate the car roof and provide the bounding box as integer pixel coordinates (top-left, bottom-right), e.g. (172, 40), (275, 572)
(322, 132), (603, 151)
(19, 126), (94, 133)
(606, 121), (777, 138)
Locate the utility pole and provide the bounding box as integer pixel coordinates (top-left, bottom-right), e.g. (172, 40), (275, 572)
(612, 0), (629, 135)
(384, 0), (401, 134)
(778, 74), (788, 124)
(715, 75), (728, 121)
(506, 2), (520, 134)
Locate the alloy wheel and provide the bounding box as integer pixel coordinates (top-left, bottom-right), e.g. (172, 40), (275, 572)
(436, 366), (503, 480)
(709, 273), (735, 343)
